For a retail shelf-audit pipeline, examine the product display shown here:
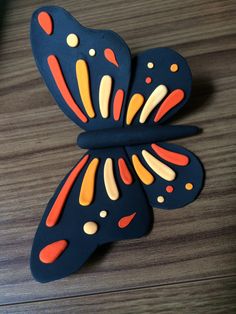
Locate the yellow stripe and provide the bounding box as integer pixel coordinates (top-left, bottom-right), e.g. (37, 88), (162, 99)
(131, 154), (154, 185)
(139, 85), (168, 123)
(126, 94), (144, 125)
(104, 158), (119, 200)
(79, 158), (99, 206)
(142, 150), (176, 181)
(99, 75), (112, 118)
(76, 59), (95, 118)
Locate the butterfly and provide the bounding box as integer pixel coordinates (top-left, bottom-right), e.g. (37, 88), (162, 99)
(30, 6), (204, 283)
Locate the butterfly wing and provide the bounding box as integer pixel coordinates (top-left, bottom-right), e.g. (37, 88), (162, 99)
(125, 142), (204, 209)
(124, 48), (192, 126)
(31, 6), (131, 130)
(31, 148), (152, 282)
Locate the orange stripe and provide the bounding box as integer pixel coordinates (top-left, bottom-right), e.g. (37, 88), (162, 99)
(79, 158), (99, 206)
(118, 158), (133, 185)
(113, 89), (124, 121)
(126, 94), (144, 125)
(118, 212), (136, 228)
(47, 55), (87, 123)
(46, 155), (89, 227)
(151, 144), (189, 166)
(154, 89), (184, 122)
(132, 154), (154, 185)
(39, 240), (68, 264)
(76, 59), (95, 118)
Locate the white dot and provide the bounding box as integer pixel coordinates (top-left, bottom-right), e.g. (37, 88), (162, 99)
(89, 48), (96, 56)
(66, 33), (79, 47)
(100, 210), (107, 218)
(83, 221), (98, 235)
(147, 62), (154, 69)
(157, 196), (165, 203)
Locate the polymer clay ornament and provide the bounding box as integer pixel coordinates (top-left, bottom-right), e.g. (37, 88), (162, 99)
(30, 6), (204, 282)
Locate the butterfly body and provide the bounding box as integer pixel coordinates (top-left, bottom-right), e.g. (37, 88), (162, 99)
(30, 6), (204, 282)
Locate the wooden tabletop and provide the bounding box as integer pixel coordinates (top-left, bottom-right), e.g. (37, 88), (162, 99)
(0, 0), (236, 313)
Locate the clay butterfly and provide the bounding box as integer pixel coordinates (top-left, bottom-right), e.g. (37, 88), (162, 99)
(30, 6), (204, 282)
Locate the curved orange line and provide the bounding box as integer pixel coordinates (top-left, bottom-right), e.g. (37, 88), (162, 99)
(79, 158), (99, 206)
(47, 55), (87, 123)
(154, 89), (184, 122)
(151, 144), (189, 166)
(46, 155), (89, 227)
(118, 158), (133, 185)
(113, 89), (124, 121)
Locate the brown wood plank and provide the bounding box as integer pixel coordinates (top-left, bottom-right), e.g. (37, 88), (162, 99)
(1, 277), (236, 313)
(0, 0), (236, 306)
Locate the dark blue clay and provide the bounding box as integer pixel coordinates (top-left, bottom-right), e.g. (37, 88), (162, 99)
(30, 6), (204, 283)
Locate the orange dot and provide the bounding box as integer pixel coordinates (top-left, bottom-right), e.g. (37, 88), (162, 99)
(166, 185), (174, 193)
(170, 63), (179, 72)
(145, 77), (152, 84)
(185, 183), (193, 190)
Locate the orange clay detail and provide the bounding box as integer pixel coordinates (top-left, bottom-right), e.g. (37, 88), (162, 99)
(79, 158), (99, 206)
(47, 55), (87, 123)
(38, 12), (53, 35)
(39, 240), (68, 264)
(46, 155), (89, 227)
(126, 94), (144, 125)
(132, 155), (154, 185)
(104, 48), (119, 67)
(151, 144), (189, 166)
(118, 158), (133, 185)
(185, 183), (193, 190)
(76, 59), (95, 118)
(154, 89), (184, 122)
(170, 63), (179, 72)
(118, 212), (136, 228)
(113, 89), (124, 121)
(166, 185), (174, 193)
(145, 77), (152, 84)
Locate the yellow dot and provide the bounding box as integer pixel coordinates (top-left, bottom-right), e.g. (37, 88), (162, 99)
(185, 183), (193, 190)
(99, 210), (108, 218)
(147, 62), (154, 69)
(83, 221), (98, 235)
(170, 63), (179, 72)
(66, 33), (79, 47)
(157, 196), (165, 203)
(89, 48), (96, 56)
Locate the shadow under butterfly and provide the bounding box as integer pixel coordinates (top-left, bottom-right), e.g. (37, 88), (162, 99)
(30, 6), (204, 283)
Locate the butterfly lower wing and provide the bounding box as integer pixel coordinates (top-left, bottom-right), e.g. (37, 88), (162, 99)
(125, 143), (204, 209)
(31, 6), (131, 130)
(125, 48), (192, 126)
(31, 149), (152, 282)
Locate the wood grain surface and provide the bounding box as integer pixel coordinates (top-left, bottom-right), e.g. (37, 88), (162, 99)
(0, 0), (235, 312)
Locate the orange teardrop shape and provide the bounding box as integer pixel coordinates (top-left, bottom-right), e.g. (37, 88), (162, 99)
(104, 48), (119, 67)
(118, 212), (136, 228)
(38, 11), (53, 35)
(39, 240), (68, 264)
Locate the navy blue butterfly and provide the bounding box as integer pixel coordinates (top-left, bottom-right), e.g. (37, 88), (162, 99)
(30, 6), (204, 282)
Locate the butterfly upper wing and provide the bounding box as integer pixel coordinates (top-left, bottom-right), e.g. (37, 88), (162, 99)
(125, 142), (204, 209)
(31, 148), (152, 282)
(124, 48), (192, 126)
(31, 6), (131, 130)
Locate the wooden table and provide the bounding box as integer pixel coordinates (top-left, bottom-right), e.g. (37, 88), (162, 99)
(0, 0), (235, 312)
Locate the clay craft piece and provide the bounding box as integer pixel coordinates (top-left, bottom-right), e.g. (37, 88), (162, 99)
(30, 6), (204, 283)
